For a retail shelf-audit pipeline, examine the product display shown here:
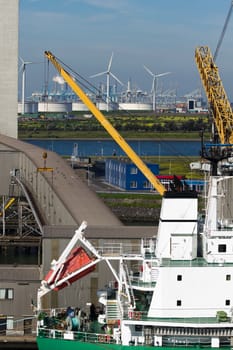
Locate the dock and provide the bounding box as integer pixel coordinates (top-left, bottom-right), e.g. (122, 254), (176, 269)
(0, 335), (36, 349)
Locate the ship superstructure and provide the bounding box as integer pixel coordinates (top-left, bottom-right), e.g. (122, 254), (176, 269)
(36, 46), (233, 349)
(37, 185), (233, 348)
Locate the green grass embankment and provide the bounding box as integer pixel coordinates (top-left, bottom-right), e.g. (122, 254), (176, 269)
(18, 112), (211, 140)
(19, 130), (202, 140)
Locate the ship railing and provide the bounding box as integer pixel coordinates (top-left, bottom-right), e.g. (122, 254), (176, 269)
(125, 310), (233, 324)
(117, 294), (125, 320)
(37, 307), (66, 314)
(37, 326), (116, 344)
(160, 258), (209, 267)
(97, 242), (141, 257)
(130, 275), (156, 288)
(207, 228), (233, 236)
(37, 307), (67, 320)
(126, 310), (145, 321)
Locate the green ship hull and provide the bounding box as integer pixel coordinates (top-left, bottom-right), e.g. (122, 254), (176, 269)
(37, 336), (146, 350)
(37, 337), (228, 350)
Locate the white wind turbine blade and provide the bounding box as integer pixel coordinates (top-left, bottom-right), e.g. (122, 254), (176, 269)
(110, 72), (123, 86)
(155, 71), (171, 78)
(19, 63), (24, 73)
(90, 52), (114, 78)
(19, 57), (42, 115)
(143, 65), (155, 77)
(19, 58), (43, 72)
(19, 56), (40, 65)
(107, 52), (114, 72)
(19, 57), (24, 72)
(90, 70), (107, 78)
(90, 52), (121, 112)
(143, 64), (171, 111)
(19, 57), (33, 72)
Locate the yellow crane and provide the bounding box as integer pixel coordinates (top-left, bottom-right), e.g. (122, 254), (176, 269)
(44, 51), (166, 196)
(0, 197), (15, 217)
(195, 46), (233, 145)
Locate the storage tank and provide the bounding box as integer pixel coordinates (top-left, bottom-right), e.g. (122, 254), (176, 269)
(18, 102), (38, 114)
(72, 102), (89, 112)
(119, 103), (152, 111)
(96, 102), (110, 111)
(96, 102), (119, 111)
(38, 102), (72, 113)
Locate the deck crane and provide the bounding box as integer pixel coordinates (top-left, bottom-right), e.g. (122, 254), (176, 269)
(195, 46), (233, 175)
(44, 51), (166, 196)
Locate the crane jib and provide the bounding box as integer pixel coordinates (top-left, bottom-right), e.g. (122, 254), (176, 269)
(195, 46), (233, 146)
(44, 51), (166, 196)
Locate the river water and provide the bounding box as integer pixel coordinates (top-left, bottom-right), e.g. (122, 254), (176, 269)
(26, 139), (201, 157)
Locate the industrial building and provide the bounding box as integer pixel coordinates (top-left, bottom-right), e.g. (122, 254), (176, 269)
(0, 0), (18, 138)
(0, 133), (157, 326)
(105, 158), (159, 191)
(105, 160), (205, 193)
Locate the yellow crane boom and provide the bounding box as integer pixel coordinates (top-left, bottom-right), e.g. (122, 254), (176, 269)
(195, 46), (233, 145)
(44, 51), (166, 196)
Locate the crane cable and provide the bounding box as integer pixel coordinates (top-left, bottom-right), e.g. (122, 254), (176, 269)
(214, 0), (233, 61)
(45, 53), (199, 169)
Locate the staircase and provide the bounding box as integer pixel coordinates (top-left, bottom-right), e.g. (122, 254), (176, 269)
(122, 262), (136, 309)
(106, 300), (120, 322)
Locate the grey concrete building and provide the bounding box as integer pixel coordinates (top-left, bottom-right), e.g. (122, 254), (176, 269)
(0, 134), (157, 319)
(0, 1), (158, 328)
(0, 0), (18, 138)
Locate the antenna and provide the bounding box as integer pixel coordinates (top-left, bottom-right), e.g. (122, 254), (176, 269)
(90, 53), (123, 112)
(143, 65), (171, 112)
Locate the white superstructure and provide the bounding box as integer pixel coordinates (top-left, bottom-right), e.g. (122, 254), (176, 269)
(37, 176), (233, 348)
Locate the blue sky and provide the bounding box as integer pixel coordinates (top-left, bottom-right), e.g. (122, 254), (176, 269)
(19, 0), (233, 100)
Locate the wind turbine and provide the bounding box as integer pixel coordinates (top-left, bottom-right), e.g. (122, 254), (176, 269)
(143, 65), (171, 112)
(90, 53), (123, 112)
(19, 57), (34, 115)
(19, 57), (43, 115)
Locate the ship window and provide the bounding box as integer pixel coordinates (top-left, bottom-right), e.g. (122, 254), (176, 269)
(176, 300), (182, 306)
(177, 275), (182, 281)
(0, 288), (13, 300)
(226, 275), (231, 281)
(218, 244), (226, 253)
(225, 299), (230, 306)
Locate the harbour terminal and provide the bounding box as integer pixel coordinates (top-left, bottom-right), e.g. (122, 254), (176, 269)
(2, 1), (233, 350)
